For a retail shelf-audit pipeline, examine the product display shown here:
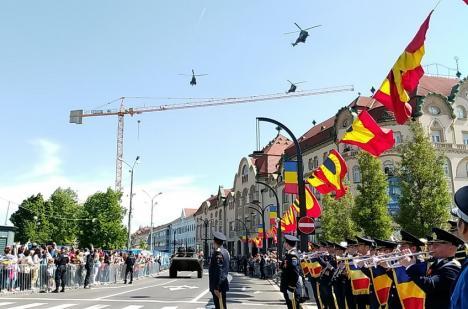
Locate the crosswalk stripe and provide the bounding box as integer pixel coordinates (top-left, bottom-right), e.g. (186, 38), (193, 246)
(0, 303), (14, 307)
(121, 306), (144, 309)
(82, 306), (109, 309)
(8, 304), (47, 309)
(47, 304), (78, 309)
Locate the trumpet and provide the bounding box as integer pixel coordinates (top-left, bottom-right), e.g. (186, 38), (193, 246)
(369, 251), (433, 268)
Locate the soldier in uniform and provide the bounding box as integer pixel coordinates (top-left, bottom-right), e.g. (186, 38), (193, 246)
(209, 231), (230, 309)
(280, 234), (301, 309)
(83, 247), (94, 289)
(124, 251), (136, 284)
(400, 227), (463, 308)
(53, 247), (69, 293)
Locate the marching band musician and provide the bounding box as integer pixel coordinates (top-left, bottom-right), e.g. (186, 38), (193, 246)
(354, 236), (374, 309)
(280, 234), (301, 309)
(307, 242), (323, 309)
(399, 227), (463, 308)
(331, 243), (348, 309)
(344, 238), (359, 309)
(450, 185), (468, 308)
(318, 241), (336, 309)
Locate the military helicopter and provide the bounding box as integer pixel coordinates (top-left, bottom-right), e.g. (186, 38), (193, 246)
(286, 80), (307, 93)
(178, 69), (208, 86)
(284, 23), (322, 46)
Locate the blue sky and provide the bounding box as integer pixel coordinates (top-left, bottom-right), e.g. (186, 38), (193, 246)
(0, 1), (466, 230)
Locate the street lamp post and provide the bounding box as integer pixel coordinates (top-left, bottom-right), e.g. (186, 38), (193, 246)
(119, 156), (140, 250)
(256, 181), (282, 258)
(257, 117), (307, 252)
(143, 191), (163, 253)
(235, 218), (250, 257)
(249, 201), (270, 253)
(198, 218), (210, 266)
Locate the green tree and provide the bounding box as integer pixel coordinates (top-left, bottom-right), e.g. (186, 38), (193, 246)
(78, 188), (127, 249)
(320, 188), (357, 242)
(138, 239), (148, 250)
(48, 188), (80, 245)
(353, 152), (393, 238)
(10, 194), (51, 243)
(396, 121), (450, 237)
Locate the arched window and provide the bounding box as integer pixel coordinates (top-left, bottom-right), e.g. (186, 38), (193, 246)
(456, 106), (466, 119)
(383, 160), (395, 176)
(353, 166), (361, 183)
(429, 106), (441, 115)
(394, 131), (403, 144)
(242, 165), (249, 183)
(308, 158), (314, 170)
(443, 158), (452, 177)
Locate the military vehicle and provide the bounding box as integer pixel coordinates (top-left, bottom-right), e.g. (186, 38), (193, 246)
(169, 247), (203, 278)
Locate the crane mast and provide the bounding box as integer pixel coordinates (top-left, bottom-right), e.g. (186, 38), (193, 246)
(69, 85), (354, 192)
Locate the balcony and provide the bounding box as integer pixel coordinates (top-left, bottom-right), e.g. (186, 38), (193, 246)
(433, 143), (468, 152)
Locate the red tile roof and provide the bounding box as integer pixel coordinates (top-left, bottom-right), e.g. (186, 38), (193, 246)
(183, 208), (198, 217)
(416, 75), (458, 97)
(253, 134), (292, 175)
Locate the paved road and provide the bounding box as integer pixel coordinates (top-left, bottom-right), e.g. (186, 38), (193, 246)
(0, 270), (317, 309)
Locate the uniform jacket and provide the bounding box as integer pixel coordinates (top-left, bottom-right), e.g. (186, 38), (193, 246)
(208, 247), (230, 292)
(407, 258), (461, 309)
(450, 259), (468, 309)
(125, 255), (136, 269)
(280, 248), (300, 293)
(55, 253), (69, 268)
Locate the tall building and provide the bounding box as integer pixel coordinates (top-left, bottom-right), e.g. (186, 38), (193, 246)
(168, 208), (197, 254)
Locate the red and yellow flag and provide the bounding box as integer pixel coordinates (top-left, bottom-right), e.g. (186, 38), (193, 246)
(392, 266), (425, 309)
(307, 173), (334, 195)
(308, 259), (323, 278)
(374, 11), (433, 124)
(347, 263), (371, 295)
(309, 150), (348, 198)
(340, 110), (395, 157)
(292, 186), (322, 218)
(370, 267), (393, 306)
(280, 205), (297, 233)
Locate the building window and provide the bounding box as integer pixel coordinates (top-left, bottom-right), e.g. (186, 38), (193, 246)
(242, 165), (248, 183)
(463, 132), (468, 145)
(383, 160), (395, 176)
(394, 131), (402, 144)
(323, 152), (328, 163)
(313, 156), (319, 169)
(429, 106), (441, 115)
(456, 106), (466, 119)
(443, 159), (451, 177)
(308, 158), (314, 170)
(353, 166), (361, 183)
(431, 130), (442, 143)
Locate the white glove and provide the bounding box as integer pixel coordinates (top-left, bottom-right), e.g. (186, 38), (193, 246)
(287, 289), (295, 301)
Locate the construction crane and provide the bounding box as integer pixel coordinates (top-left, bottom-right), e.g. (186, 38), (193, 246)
(69, 85), (354, 192)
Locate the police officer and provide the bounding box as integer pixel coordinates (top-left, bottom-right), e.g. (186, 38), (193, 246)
(53, 247), (69, 293)
(209, 231), (230, 309)
(280, 234), (301, 309)
(124, 251), (136, 284)
(400, 227), (463, 308)
(83, 248), (94, 289)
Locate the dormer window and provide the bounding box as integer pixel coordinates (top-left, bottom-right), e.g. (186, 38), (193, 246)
(429, 106), (441, 115)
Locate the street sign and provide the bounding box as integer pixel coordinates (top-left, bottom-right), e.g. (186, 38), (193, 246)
(298, 216), (315, 234)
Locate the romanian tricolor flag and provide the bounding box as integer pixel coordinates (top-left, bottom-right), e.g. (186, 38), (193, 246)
(311, 150), (348, 198)
(370, 266), (393, 306)
(281, 204), (298, 233)
(292, 186), (322, 218)
(257, 223), (264, 234)
(347, 262), (371, 295)
(374, 11), (433, 124)
(309, 259), (323, 278)
(340, 110), (395, 157)
(269, 205), (277, 225)
(283, 161), (299, 194)
(392, 266), (425, 309)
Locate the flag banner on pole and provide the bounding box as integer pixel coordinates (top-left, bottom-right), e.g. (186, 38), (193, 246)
(269, 205), (277, 225)
(346, 262), (371, 295)
(292, 185), (322, 218)
(374, 11), (433, 124)
(307, 173), (334, 195)
(283, 161), (299, 194)
(281, 204), (298, 233)
(392, 266), (425, 309)
(310, 150), (348, 198)
(340, 110), (395, 156)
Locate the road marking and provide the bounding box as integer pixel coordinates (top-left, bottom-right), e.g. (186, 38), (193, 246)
(163, 285), (198, 291)
(47, 305), (78, 309)
(83, 306), (109, 309)
(8, 304), (47, 309)
(190, 288), (210, 302)
(160, 307), (178, 309)
(121, 306), (144, 309)
(96, 279), (177, 300)
(0, 303), (15, 307)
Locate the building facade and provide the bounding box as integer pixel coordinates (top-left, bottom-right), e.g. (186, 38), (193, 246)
(168, 208), (197, 254)
(149, 223), (171, 253)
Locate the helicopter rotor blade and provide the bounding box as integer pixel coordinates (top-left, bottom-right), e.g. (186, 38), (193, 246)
(294, 23), (302, 30)
(178, 74), (191, 76)
(287, 80), (293, 85)
(194, 74), (208, 77)
(283, 31), (300, 35)
(304, 24), (322, 30)
(294, 81), (308, 84)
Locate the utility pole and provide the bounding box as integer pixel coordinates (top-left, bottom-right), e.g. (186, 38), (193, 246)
(143, 191), (163, 253)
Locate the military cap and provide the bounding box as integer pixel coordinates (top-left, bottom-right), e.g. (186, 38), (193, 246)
(345, 238), (358, 246)
(356, 236), (374, 247)
(213, 231), (227, 242)
(447, 220), (458, 232)
(374, 238), (398, 249)
(428, 227), (464, 246)
(334, 242), (347, 251)
(400, 230), (425, 247)
(425, 234), (433, 242)
(284, 234), (299, 245)
(452, 186), (468, 223)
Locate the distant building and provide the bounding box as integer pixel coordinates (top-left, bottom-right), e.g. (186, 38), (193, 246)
(168, 208), (197, 254)
(150, 223), (171, 253)
(130, 226), (150, 248)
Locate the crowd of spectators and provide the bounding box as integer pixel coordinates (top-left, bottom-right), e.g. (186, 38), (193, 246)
(0, 242), (163, 293)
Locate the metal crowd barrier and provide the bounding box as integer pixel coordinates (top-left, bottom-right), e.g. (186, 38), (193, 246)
(0, 256), (170, 294)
